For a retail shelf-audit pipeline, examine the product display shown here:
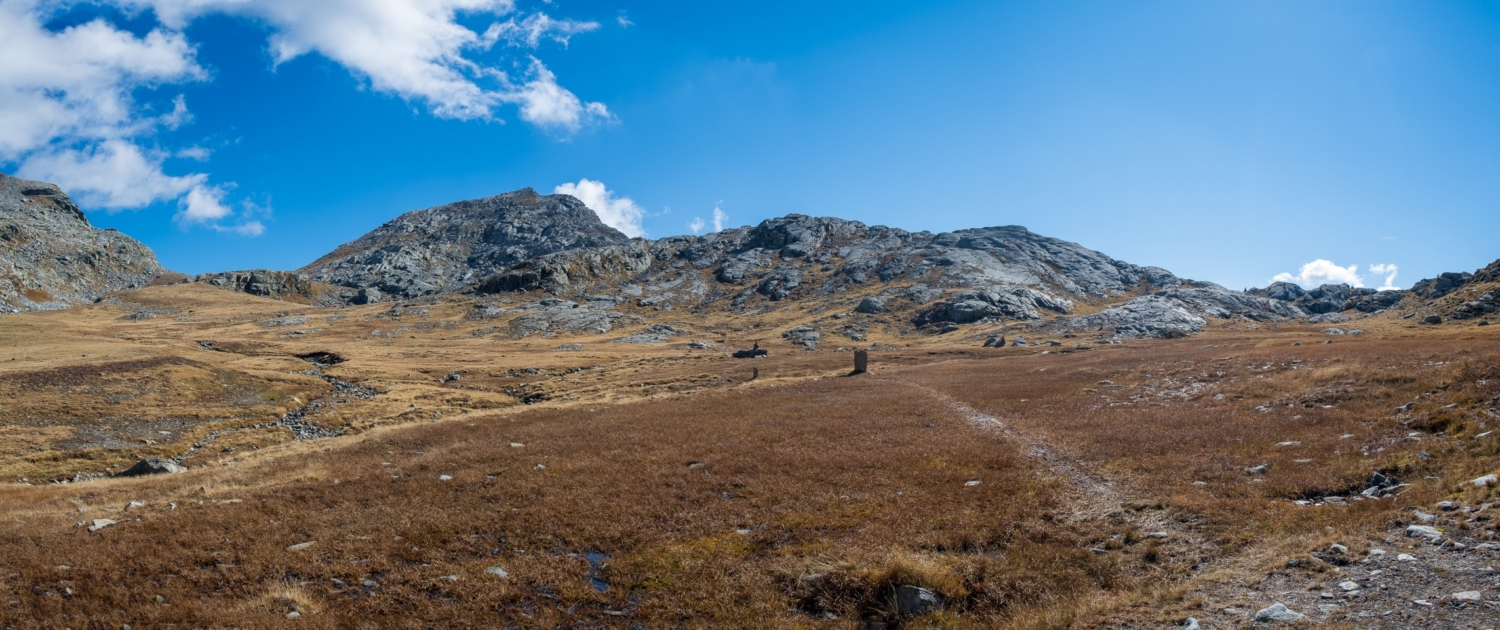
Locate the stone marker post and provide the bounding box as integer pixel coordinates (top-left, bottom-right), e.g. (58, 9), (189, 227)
(853, 349), (868, 374)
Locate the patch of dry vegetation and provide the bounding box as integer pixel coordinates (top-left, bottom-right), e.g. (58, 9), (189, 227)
(1, 284), (1498, 627)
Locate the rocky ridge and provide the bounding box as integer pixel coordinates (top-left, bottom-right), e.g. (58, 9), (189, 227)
(198, 187), (1488, 340)
(0, 174), (165, 313)
(7, 176), (1495, 342)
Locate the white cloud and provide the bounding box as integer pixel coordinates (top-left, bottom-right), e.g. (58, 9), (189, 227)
(487, 12), (599, 48)
(0, 3), (205, 159)
(220, 220), (264, 236)
(17, 140), (203, 209)
(177, 146), (211, 160)
(1369, 263), (1400, 291)
(553, 178), (645, 238)
(505, 58), (610, 130)
(122, 0), (605, 123)
(175, 182), (265, 236)
(178, 183), (231, 222)
(712, 205), (728, 232)
(0, 0), (605, 234)
(616, 13), (633, 28)
(689, 204), (729, 235)
(1272, 259), (1364, 289)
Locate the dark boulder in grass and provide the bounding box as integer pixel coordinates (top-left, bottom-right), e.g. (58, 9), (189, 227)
(117, 458), (187, 477)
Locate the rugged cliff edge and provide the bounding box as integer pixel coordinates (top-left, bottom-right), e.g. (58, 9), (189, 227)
(0, 174), (165, 313)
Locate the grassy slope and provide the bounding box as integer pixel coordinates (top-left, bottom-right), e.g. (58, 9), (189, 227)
(0, 284), (1497, 627)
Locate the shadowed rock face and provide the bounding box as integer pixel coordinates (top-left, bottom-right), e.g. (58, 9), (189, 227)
(297, 189), (630, 300)
(0, 174), (165, 313)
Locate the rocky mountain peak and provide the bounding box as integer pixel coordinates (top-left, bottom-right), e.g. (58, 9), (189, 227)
(0, 174), (165, 312)
(3, 174), (88, 224)
(297, 188), (631, 300)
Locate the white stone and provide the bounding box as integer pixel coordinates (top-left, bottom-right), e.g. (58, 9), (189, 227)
(87, 519), (117, 532)
(286, 541), (316, 551)
(439, 475), (452, 481)
(1405, 525), (1442, 541)
(1474, 474), (1498, 487)
(1339, 580), (1360, 591)
(485, 566), (509, 578)
(1254, 602), (1304, 623)
(1398, 553), (1417, 561)
(1451, 591), (1482, 601)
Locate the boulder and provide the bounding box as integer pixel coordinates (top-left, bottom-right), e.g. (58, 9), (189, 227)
(783, 327), (821, 350)
(117, 458), (187, 477)
(854, 297), (888, 314)
(1405, 525), (1443, 541)
(894, 585), (942, 616)
(1254, 602), (1304, 623)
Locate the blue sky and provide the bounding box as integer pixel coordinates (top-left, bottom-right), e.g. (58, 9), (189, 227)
(4, 1), (1500, 291)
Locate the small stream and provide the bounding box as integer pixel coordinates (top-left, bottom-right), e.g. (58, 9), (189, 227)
(171, 364), (378, 464)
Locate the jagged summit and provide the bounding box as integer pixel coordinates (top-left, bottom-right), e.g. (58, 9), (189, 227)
(0, 174), (165, 313)
(297, 188), (631, 300)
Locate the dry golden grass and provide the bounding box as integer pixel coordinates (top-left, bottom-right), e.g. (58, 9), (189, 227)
(0, 284), (1497, 627)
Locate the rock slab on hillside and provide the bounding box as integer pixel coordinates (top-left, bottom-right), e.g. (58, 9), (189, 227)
(0, 174), (165, 312)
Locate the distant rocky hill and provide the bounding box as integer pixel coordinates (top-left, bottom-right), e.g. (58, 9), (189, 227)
(296, 188), (629, 302)
(5, 176), (1492, 341)
(0, 174), (165, 313)
(269, 188), (1314, 340)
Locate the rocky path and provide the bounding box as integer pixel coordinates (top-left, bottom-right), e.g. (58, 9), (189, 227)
(881, 379), (1120, 508)
(876, 377), (1207, 553)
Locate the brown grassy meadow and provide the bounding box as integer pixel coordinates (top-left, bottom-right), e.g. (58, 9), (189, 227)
(1, 285), (1498, 627)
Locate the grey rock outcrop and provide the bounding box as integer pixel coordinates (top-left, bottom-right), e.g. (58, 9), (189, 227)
(1046, 294), (1208, 339)
(0, 174), (165, 312)
(1308, 312), (1350, 324)
(299, 188), (629, 300)
(469, 213), (1172, 320)
(192, 269), (346, 306)
(1251, 282), (1407, 316)
(505, 298), (638, 338)
(1412, 272), (1473, 299)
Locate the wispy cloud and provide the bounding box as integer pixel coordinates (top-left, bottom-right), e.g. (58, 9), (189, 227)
(1369, 263), (1399, 291)
(553, 179), (646, 238)
(688, 217), (706, 234)
(486, 12), (599, 48)
(712, 204), (728, 232)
